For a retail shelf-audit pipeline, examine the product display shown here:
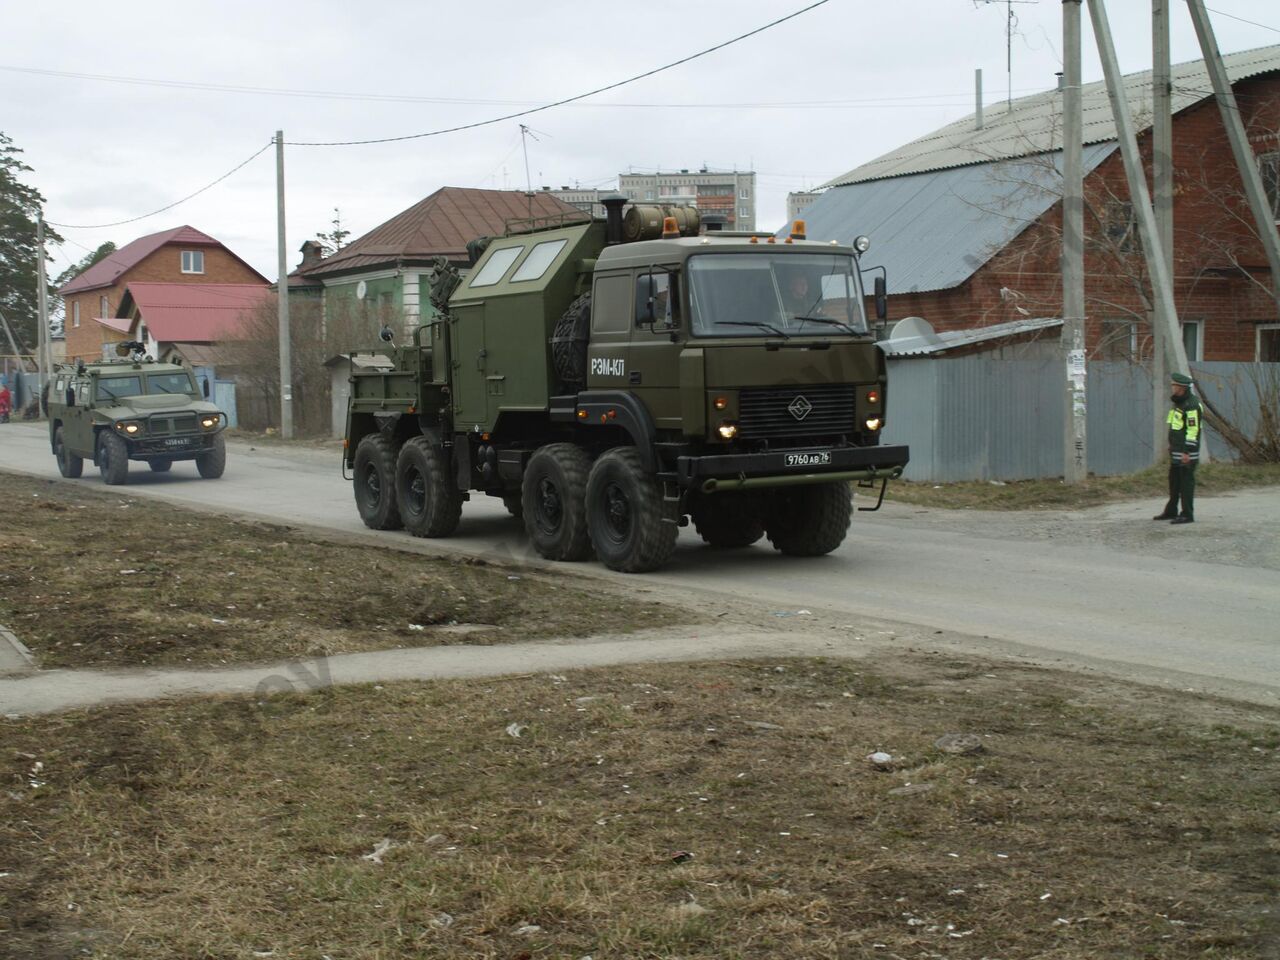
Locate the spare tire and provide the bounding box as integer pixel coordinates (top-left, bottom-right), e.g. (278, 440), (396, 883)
(551, 293), (591, 392)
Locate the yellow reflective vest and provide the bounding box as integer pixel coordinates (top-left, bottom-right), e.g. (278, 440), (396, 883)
(1167, 395), (1202, 461)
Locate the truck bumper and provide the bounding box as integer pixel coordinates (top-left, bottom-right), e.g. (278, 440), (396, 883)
(676, 444), (910, 493)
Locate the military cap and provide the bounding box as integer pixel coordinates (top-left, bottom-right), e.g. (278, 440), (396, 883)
(1170, 372), (1193, 386)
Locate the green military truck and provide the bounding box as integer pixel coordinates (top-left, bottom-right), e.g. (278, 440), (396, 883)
(343, 198), (908, 572)
(47, 344), (228, 485)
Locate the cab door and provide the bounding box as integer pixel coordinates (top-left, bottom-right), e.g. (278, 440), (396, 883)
(628, 268), (683, 429)
(65, 378), (94, 456)
(449, 301), (488, 431)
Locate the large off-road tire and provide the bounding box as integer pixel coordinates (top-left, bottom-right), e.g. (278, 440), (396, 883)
(54, 426), (83, 478)
(764, 482), (852, 557)
(196, 435), (227, 479)
(502, 492), (524, 519)
(97, 431), (130, 485)
(690, 493), (765, 549)
(551, 293), (591, 392)
(522, 443), (592, 561)
(149, 458), (173, 473)
(352, 434), (403, 530)
(585, 446), (677, 573)
(395, 435), (462, 538)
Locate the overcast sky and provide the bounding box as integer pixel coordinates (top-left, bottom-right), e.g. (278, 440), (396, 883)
(5, 0), (1275, 281)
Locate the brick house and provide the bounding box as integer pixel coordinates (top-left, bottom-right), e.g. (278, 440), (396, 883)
(59, 225), (269, 361)
(798, 44), (1280, 363)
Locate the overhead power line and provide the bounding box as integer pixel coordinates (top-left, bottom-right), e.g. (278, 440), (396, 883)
(285, 0), (833, 146)
(45, 141), (274, 229)
(1204, 5), (1280, 34)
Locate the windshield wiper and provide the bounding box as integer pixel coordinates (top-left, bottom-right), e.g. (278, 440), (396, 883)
(151, 384), (176, 393)
(718, 320), (790, 339)
(794, 315), (859, 335)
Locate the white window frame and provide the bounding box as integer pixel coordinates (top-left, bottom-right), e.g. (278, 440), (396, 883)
(100, 295), (109, 319)
(1180, 319), (1203, 363)
(1257, 323), (1280, 362)
(73, 301), (80, 328)
(181, 250), (205, 274)
(739, 206), (749, 219)
(739, 187), (750, 199)
(1099, 318), (1137, 360)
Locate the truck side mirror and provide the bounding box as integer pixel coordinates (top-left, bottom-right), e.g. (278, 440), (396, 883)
(874, 275), (887, 321)
(202, 378), (211, 399)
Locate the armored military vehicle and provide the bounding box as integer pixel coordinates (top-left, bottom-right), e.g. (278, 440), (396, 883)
(343, 197), (908, 572)
(47, 342), (228, 485)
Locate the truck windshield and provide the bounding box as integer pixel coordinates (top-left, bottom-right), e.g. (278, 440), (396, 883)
(95, 376), (143, 401)
(147, 373), (197, 395)
(688, 253), (868, 338)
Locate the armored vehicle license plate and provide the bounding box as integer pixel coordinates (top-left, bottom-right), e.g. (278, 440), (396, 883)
(785, 451), (831, 468)
(163, 437), (195, 448)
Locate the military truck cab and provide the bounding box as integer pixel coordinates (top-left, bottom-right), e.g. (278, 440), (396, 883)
(48, 345), (228, 485)
(344, 200), (908, 573)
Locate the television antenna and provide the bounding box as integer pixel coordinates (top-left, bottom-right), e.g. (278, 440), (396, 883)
(974, 0), (1040, 111)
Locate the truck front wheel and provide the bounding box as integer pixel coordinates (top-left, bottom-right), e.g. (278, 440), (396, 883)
(396, 436), (462, 537)
(97, 431), (130, 485)
(586, 447), (677, 573)
(522, 443), (592, 561)
(55, 426), (83, 478)
(353, 435), (403, 530)
(765, 483), (852, 557)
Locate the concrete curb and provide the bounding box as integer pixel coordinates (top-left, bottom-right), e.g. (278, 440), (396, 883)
(0, 623), (36, 677)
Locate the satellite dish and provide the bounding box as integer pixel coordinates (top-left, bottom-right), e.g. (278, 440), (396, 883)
(356, 280), (368, 300)
(888, 316), (935, 340)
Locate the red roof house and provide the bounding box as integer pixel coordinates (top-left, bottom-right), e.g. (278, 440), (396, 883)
(114, 283), (273, 364)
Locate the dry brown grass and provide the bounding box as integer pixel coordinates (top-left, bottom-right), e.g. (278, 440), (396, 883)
(0, 473), (693, 669)
(3, 655), (1277, 958)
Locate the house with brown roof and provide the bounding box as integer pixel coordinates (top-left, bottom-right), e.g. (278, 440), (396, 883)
(293, 187), (586, 336)
(59, 225), (269, 361)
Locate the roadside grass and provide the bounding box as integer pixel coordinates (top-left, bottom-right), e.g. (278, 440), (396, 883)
(883, 461), (1280, 510)
(2, 654), (1276, 959)
(0, 472), (694, 670)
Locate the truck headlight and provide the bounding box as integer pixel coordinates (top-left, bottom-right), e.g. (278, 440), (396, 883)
(200, 414), (220, 429)
(865, 417), (882, 431)
(717, 421), (739, 440)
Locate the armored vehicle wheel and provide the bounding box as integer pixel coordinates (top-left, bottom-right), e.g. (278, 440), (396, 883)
(764, 482), (852, 557)
(352, 434), (403, 530)
(196, 435), (227, 479)
(396, 436), (462, 538)
(586, 447), (677, 573)
(149, 458), (173, 473)
(54, 426), (83, 478)
(522, 443), (592, 561)
(97, 431), (130, 485)
(691, 493), (765, 548)
(502, 492), (523, 519)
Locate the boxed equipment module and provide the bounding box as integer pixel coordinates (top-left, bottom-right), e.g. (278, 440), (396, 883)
(343, 197), (908, 572)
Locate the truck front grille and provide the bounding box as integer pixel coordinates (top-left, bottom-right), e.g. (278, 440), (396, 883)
(738, 383), (856, 441)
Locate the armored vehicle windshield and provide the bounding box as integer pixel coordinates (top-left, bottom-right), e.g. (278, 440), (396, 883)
(95, 375), (144, 401)
(94, 371), (197, 401)
(687, 251), (869, 338)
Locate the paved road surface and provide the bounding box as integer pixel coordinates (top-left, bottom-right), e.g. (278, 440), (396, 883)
(3, 422), (1277, 704)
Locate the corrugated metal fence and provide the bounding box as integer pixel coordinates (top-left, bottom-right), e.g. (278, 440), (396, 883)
(884, 358), (1279, 481)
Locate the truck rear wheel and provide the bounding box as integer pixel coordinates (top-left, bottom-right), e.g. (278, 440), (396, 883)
(691, 493), (765, 548)
(522, 443), (592, 561)
(55, 426), (83, 478)
(765, 483), (852, 557)
(586, 447), (677, 573)
(396, 436), (462, 537)
(353, 434), (403, 531)
(196, 435), (227, 479)
(97, 431), (130, 485)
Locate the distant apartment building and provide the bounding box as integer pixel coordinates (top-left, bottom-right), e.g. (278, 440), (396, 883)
(548, 167), (757, 231)
(786, 190), (823, 224)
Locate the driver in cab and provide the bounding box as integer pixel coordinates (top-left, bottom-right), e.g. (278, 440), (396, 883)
(780, 270), (818, 325)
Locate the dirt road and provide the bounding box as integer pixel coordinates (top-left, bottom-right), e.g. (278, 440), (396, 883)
(2, 422), (1277, 704)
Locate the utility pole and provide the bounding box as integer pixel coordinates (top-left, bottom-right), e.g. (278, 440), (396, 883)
(1151, 0), (1173, 464)
(1061, 0), (1087, 482)
(36, 211), (51, 415)
(1184, 0), (1280, 304)
(1086, 0), (1189, 378)
(275, 130), (294, 440)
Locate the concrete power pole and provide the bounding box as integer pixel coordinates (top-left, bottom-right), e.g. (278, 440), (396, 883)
(1151, 0), (1173, 464)
(35, 211), (51, 415)
(1061, 0), (1087, 483)
(1184, 0), (1280, 304)
(275, 130), (294, 440)
(1086, 0), (1189, 380)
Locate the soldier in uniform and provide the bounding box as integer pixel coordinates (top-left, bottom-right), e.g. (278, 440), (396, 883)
(1153, 371), (1201, 525)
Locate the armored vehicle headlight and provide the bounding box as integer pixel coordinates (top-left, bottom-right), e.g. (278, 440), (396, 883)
(866, 389), (880, 405)
(116, 421), (142, 435)
(200, 414), (220, 429)
(865, 417), (883, 431)
(717, 420), (739, 440)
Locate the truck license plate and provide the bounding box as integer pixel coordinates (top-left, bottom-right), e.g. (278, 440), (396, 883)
(785, 451), (831, 468)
